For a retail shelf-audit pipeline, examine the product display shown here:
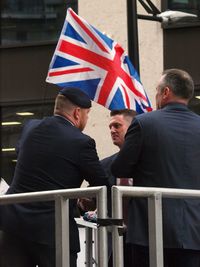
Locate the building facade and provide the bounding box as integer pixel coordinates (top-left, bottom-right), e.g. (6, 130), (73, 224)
(0, 0), (200, 184)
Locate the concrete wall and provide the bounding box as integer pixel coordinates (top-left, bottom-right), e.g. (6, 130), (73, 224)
(78, 0), (163, 160)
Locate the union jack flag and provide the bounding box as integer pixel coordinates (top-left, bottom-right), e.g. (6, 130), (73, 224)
(46, 8), (152, 113)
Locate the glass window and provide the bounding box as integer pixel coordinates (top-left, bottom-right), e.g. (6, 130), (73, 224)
(188, 90), (200, 115)
(1, 0), (78, 46)
(0, 102), (54, 184)
(168, 0), (200, 16)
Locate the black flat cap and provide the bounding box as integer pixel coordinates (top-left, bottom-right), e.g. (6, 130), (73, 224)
(59, 87), (91, 108)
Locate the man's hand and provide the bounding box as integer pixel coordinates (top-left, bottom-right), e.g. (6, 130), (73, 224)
(77, 198), (96, 211)
(83, 210), (97, 223)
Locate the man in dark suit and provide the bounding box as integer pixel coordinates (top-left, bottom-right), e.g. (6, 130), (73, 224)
(80, 109), (136, 266)
(98, 109), (137, 267)
(111, 69), (200, 267)
(101, 109), (137, 189)
(0, 87), (109, 267)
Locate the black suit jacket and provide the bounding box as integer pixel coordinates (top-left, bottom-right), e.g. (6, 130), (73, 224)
(101, 154), (118, 186)
(112, 103), (200, 249)
(101, 154), (118, 216)
(1, 116), (108, 252)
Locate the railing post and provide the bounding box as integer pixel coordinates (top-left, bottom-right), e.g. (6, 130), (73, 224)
(148, 193), (164, 267)
(112, 186), (124, 267)
(96, 186), (108, 267)
(85, 227), (93, 267)
(55, 196), (70, 267)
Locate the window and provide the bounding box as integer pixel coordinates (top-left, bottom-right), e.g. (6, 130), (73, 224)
(0, 102), (54, 184)
(0, 0), (78, 46)
(189, 89), (200, 115)
(168, 0), (200, 16)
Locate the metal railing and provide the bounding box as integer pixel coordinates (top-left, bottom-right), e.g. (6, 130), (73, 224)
(75, 218), (98, 266)
(0, 186), (108, 267)
(1, 185), (200, 267)
(112, 186), (200, 267)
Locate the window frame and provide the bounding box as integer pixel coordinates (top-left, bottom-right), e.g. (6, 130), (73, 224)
(0, 0), (78, 48)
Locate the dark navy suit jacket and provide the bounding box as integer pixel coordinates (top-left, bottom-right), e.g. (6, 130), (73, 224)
(112, 103), (200, 249)
(101, 154), (118, 216)
(1, 116), (108, 252)
(101, 154), (118, 186)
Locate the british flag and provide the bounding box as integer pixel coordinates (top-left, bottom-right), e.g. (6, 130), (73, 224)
(46, 8), (152, 113)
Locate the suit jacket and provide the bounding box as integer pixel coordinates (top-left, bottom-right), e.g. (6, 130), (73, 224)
(101, 154), (117, 216)
(101, 154), (131, 223)
(101, 154), (118, 186)
(1, 115), (108, 252)
(111, 103), (200, 250)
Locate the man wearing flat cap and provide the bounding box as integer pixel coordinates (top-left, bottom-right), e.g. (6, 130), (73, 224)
(0, 87), (109, 267)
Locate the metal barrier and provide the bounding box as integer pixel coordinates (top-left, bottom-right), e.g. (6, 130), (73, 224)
(75, 218), (98, 266)
(0, 186), (108, 267)
(112, 186), (200, 267)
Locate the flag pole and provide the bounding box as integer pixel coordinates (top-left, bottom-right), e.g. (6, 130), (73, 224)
(127, 0), (140, 75)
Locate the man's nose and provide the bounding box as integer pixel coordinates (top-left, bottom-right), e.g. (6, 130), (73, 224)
(110, 126), (116, 133)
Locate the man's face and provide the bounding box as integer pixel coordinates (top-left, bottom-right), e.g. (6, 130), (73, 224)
(156, 75), (165, 110)
(79, 108), (90, 131)
(156, 87), (163, 110)
(109, 114), (130, 148)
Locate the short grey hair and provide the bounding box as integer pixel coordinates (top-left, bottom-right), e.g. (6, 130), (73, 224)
(160, 69), (194, 100)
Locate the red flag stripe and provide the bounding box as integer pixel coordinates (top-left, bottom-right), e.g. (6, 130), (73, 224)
(49, 67), (93, 77)
(69, 9), (109, 53)
(59, 40), (147, 103)
(122, 84), (130, 109)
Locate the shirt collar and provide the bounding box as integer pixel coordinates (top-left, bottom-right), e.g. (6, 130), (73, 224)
(54, 114), (75, 126)
(162, 102), (189, 111)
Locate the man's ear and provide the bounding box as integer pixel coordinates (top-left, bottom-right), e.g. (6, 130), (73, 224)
(74, 107), (81, 120)
(163, 86), (170, 99)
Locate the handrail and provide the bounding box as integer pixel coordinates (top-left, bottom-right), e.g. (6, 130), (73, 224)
(2, 185), (199, 267)
(0, 186), (108, 267)
(112, 186), (200, 267)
